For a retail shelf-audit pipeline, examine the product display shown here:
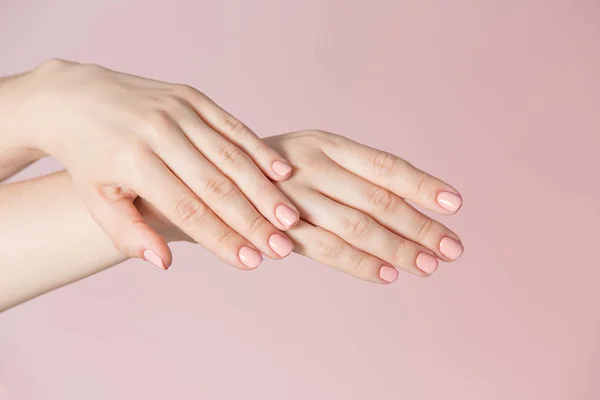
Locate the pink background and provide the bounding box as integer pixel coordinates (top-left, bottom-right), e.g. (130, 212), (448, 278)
(1, 1), (599, 399)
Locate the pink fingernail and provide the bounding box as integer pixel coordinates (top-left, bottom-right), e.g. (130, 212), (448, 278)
(416, 253), (438, 274)
(269, 233), (294, 257)
(439, 237), (464, 260)
(275, 205), (299, 228)
(272, 161), (292, 177)
(143, 249), (166, 270)
(379, 265), (398, 283)
(437, 191), (463, 213)
(238, 246), (263, 269)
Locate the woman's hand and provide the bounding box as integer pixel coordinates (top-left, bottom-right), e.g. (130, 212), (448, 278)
(267, 131), (463, 283)
(167, 130), (464, 284)
(2, 59), (300, 271)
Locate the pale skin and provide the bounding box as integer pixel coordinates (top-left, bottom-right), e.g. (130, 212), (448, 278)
(0, 61), (464, 312)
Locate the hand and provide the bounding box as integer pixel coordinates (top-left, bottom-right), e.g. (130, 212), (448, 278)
(4, 59), (300, 270)
(164, 130), (464, 283)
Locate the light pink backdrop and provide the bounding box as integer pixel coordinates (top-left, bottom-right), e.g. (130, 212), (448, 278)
(1, 1), (599, 399)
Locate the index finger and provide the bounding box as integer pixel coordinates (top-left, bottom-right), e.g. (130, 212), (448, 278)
(172, 85), (294, 181)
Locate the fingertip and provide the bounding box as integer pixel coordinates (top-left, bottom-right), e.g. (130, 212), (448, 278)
(143, 249), (166, 270)
(436, 191), (463, 214)
(271, 160), (293, 180)
(132, 224), (173, 270)
(378, 265), (398, 283)
(268, 233), (294, 258)
(274, 204), (300, 230)
(238, 246), (263, 269)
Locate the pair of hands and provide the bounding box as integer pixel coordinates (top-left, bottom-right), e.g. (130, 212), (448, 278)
(5, 59), (463, 284)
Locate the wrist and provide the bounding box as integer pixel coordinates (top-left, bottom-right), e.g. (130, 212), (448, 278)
(0, 71), (47, 163)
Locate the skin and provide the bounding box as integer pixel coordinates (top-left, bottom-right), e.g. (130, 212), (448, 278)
(0, 62), (464, 312)
(0, 129), (463, 312)
(0, 59), (301, 270)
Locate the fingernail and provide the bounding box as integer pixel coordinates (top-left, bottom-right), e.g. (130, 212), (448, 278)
(238, 246), (263, 269)
(416, 253), (438, 274)
(437, 191), (462, 213)
(439, 237), (464, 260)
(268, 233), (294, 257)
(272, 161), (292, 177)
(379, 265), (398, 283)
(275, 205), (299, 227)
(143, 249), (166, 270)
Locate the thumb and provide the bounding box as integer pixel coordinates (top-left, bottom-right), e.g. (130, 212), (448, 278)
(82, 182), (173, 270)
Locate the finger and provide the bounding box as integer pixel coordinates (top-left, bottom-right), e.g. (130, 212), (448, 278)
(131, 153), (264, 270)
(320, 133), (463, 214)
(81, 182), (172, 270)
(148, 116), (293, 259)
(173, 85), (294, 180)
(164, 102), (300, 231)
(292, 189), (439, 276)
(286, 220), (397, 284)
(310, 166), (464, 261)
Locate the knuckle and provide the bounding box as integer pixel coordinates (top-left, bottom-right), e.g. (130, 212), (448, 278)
(252, 142), (270, 160)
(308, 130), (338, 146)
(415, 171), (431, 196)
(415, 216), (434, 242)
(317, 237), (345, 261)
(372, 151), (397, 176)
(218, 143), (246, 166)
(212, 229), (235, 250)
(163, 95), (188, 114)
(247, 214), (268, 234)
(392, 239), (409, 265)
(113, 146), (150, 178)
(368, 187), (396, 213)
(146, 110), (176, 139)
(38, 58), (71, 71)
(348, 251), (371, 277)
(343, 212), (371, 240)
(204, 174), (237, 202)
(222, 113), (251, 137)
(174, 196), (208, 227)
(308, 129), (328, 139)
(256, 181), (276, 199)
(173, 83), (198, 98)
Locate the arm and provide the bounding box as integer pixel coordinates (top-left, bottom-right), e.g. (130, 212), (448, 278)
(1, 130), (464, 312)
(0, 60), (300, 271)
(0, 73), (47, 181)
(0, 170), (175, 312)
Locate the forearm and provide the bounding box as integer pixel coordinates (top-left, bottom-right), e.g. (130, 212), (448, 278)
(0, 171), (167, 311)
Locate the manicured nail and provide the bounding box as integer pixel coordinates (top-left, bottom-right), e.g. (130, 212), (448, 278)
(275, 205), (299, 227)
(268, 233), (294, 257)
(437, 191), (462, 213)
(439, 237), (464, 260)
(416, 253), (438, 274)
(238, 246), (263, 269)
(379, 265), (398, 283)
(272, 161), (292, 177)
(143, 249), (166, 270)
